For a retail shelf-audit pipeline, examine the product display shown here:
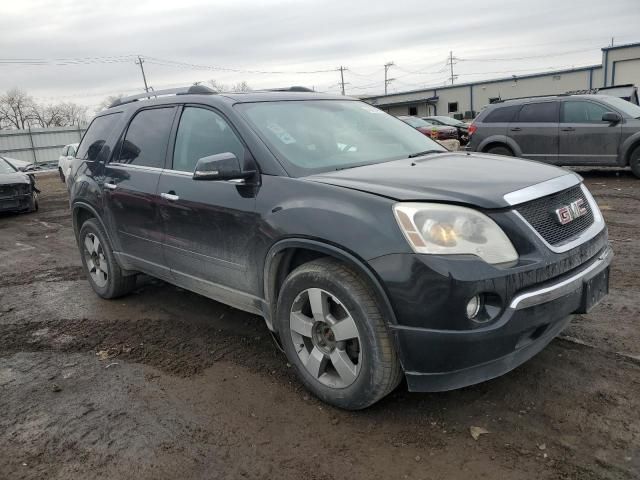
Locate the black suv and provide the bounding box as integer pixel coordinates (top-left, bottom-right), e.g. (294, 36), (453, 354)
(68, 86), (612, 409)
(466, 94), (640, 177)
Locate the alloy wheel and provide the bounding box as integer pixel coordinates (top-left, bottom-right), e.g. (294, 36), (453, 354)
(289, 288), (362, 388)
(83, 232), (108, 288)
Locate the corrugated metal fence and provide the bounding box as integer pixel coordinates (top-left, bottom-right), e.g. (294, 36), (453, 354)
(0, 126), (86, 164)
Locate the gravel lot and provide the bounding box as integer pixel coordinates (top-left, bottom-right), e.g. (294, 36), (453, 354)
(1, 170), (638, 480)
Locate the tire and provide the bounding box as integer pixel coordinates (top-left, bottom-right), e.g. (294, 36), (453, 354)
(486, 145), (513, 157)
(630, 146), (640, 179)
(276, 257), (402, 410)
(78, 218), (136, 299)
(29, 192), (38, 212)
(59, 168), (65, 183)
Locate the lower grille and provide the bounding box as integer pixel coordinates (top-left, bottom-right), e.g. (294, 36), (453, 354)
(0, 184), (18, 199)
(516, 185), (594, 246)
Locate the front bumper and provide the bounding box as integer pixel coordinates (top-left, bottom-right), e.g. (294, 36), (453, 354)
(0, 193), (32, 212)
(375, 245), (613, 392)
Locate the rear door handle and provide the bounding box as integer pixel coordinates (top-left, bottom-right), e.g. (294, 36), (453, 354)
(509, 127), (521, 132)
(104, 182), (117, 190)
(161, 192), (180, 202)
(561, 127), (576, 132)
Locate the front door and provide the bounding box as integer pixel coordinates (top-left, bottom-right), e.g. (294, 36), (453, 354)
(508, 101), (559, 164)
(559, 100), (621, 165)
(103, 106), (177, 277)
(157, 106), (260, 308)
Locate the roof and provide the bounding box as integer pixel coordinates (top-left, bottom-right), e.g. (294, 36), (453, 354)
(601, 41), (640, 51)
(218, 91), (351, 103)
(361, 64), (601, 102)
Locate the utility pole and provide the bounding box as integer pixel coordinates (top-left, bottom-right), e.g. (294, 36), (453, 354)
(135, 55), (150, 92)
(384, 62), (395, 95)
(338, 66), (348, 95)
(447, 51), (458, 85)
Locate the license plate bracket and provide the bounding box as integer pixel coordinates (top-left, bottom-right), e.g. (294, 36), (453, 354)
(577, 267), (609, 314)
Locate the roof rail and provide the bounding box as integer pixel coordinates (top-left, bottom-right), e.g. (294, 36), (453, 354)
(109, 84), (216, 108)
(495, 93), (571, 103)
(265, 86), (315, 92)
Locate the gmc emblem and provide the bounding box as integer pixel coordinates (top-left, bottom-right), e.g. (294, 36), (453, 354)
(555, 198), (588, 225)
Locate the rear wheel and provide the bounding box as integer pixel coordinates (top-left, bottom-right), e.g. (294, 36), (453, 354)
(486, 145), (513, 157)
(79, 218), (136, 299)
(630, 146), (640, 179)
(276, 258), (402, 410)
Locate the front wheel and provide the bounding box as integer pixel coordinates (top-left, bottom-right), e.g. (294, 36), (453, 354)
(276, 258), (402, 410)
(58, 168), (65, 183)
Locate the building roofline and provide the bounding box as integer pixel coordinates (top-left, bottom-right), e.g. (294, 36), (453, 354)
(601, 41), (640, 51)
(360, 64), (601, 100)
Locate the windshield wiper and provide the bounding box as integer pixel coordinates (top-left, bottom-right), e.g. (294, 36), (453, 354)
(407, 150), (445, 158)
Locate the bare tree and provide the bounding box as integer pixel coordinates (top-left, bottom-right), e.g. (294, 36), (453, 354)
(96, 94), (124, 113)
(59, 102), (88, 126)
(0, 88), (35, 129)
(207, 80), (251, 93)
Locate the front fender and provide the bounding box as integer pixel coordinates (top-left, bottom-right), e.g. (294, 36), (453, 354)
(620, 131), (640, 166)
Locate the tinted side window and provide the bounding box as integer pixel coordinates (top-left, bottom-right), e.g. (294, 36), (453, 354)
(76, 113), (122, 161)
(515, 102), (558, 123)
(483, 105), (520, 123)
(116, 107), (175, 168)
(562, 101), (609, 123)
(68, 145), (76, 156)
(172, 107), (244, 172)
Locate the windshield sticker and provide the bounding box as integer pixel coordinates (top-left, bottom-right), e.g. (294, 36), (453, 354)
(267, 122), (296, 144)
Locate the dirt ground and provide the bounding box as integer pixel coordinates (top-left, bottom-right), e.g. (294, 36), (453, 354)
(0, 170), (638, 480)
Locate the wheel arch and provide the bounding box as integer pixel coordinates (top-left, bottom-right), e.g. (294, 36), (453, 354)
(72, 202), (114, 248)
(478, 135), (521, 157)
(621, 133), (640, 166)
(263, 238), (398, 333)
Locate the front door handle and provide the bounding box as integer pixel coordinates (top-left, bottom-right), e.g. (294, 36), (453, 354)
(161, 192), (180, 202)
(509, 127), (522, 132)
(561, 127), (576, 132)
(104, 182), (117, 190)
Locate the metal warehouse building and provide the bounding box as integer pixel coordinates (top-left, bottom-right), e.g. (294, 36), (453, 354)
(362, 41), (640, 119)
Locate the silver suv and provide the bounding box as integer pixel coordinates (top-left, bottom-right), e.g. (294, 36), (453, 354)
(466, 94), (640, 178)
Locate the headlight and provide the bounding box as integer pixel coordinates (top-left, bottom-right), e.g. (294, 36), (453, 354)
(393, 203), (518, 264)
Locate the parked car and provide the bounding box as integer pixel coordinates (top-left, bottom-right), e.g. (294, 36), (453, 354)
(0, 156), (39, 214)
(423, 115), (470, 145)
(69, 86), (612, 409)
(397, 115), (458, 141)
(466, 94), (640, 177)
(58, 143), (79, 182)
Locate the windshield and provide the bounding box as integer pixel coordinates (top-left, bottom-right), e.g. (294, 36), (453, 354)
(237, 100), (445, 176)
(600, 96), (640, 118)
(0, 158), (17, 174)
(429, 116), (465, 126)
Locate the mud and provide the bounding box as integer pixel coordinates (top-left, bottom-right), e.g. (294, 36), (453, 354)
(1, 170), (638, 479)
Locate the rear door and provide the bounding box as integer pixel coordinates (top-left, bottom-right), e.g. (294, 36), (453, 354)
(157, 105), (260, 305)
(559, 99), (621, 165)
(103, 106), (177, 277)
(508, 101), (559, 163)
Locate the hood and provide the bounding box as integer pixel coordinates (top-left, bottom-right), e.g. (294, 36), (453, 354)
(0, 172), (30, 185)
(306, 152), (573, 209)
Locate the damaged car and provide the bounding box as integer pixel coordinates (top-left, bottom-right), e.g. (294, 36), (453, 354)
(0, 156), (39, 214)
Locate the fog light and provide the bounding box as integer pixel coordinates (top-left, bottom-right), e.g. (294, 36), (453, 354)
(466, 295), (481, 319)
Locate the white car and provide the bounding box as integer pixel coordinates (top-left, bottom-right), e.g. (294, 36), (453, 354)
(58, 143), (79, 183)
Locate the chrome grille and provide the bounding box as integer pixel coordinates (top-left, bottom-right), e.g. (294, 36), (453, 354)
(516, 185), (594, 246)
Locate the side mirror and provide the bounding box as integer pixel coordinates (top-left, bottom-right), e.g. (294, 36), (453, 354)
(602, 112), (622, 124)
(192, 152), (255, 181)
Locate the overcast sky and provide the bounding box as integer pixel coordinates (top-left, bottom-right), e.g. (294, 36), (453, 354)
(1, 0), (639, 110)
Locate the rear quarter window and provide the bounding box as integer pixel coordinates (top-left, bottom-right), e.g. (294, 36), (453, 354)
(482, 105), (520, 123)
(77, 113), (123, 161)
